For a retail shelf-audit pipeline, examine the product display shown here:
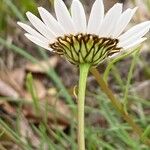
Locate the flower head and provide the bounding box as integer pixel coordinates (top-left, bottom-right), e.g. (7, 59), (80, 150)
(18, 0), (150, 66)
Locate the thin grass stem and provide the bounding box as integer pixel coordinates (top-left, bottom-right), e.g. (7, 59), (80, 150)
(90, 67), (150, 146)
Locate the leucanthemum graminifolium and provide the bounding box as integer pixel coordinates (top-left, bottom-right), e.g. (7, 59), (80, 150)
(18, 0), (150, 66)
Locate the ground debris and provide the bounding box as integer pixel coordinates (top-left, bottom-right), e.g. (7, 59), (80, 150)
(132, 80), (150, 99)
(25, 56), (58, 73)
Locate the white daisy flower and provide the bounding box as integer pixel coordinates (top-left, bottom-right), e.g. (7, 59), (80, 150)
(17, 0), (150, 66)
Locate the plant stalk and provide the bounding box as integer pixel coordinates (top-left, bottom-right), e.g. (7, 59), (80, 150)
(78, 63), (90, 150)
(90, 67), (150, 146)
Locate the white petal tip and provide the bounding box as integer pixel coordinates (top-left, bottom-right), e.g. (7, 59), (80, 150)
(17, 22), (26, 28)
(130, 7), (138, 14)
(38, 7), (44, 11)
(114, 3), (123, 10)
(26, 11), (30, 15)
(26, 11), (32, 17)
(38, 6), (42, 9)
(115, 3), (123, 7)
(17, 22), (22, 25)
(72, 0), (79, 4)
(133, 7), (138, 11)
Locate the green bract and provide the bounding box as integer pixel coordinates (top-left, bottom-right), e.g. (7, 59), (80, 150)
(50, 33), (122, 66)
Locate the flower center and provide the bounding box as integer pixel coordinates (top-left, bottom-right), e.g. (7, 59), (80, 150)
(49, 33), (122, 66)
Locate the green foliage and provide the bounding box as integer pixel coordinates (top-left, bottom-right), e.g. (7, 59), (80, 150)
(14, 0), (37, 14)
(26, 73), (40, 115)
(0, 0), (37, 33)
(144, 0), (150, 11)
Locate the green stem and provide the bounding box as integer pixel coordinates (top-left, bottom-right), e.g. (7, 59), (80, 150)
(78, 63), (90, 150)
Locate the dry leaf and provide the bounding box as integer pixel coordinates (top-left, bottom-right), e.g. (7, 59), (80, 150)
(25, 56), (58, 73)
(19, 116), (40, 148)
(23, 95), (71, 130)
(24, 79), (47, 101)
(45, 96), (72, 130)
(46, 93), (71, 119)
(132, 80), (150, 99)
(0, 80), (19, 98)
(0, 102), (16, 115)
(0, 70), (25, 97)
(11, 68), (25, 88)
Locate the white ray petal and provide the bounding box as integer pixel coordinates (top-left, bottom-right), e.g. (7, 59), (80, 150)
(99, 3), (122, 37)
(17, 22), (48, 42)
(119, 26), (149, 47)
(123, 37), (147, 50)
(112, 7), (137, 38)
(110, 38), (147, 58)
(118, 21), (150, 41)
(25, 33), (52, 51)
(87, 0), (104, 34)
(26, 12), (56, 40)
(38, 7), (65, 36)
(54, 0), (75, 34)
(71, 0), (86, 33)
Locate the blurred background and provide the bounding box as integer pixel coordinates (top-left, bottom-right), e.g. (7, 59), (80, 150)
(0, 0), (150, 149)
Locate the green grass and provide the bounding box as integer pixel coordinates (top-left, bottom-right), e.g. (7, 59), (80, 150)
(0, 0), (150, 149)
